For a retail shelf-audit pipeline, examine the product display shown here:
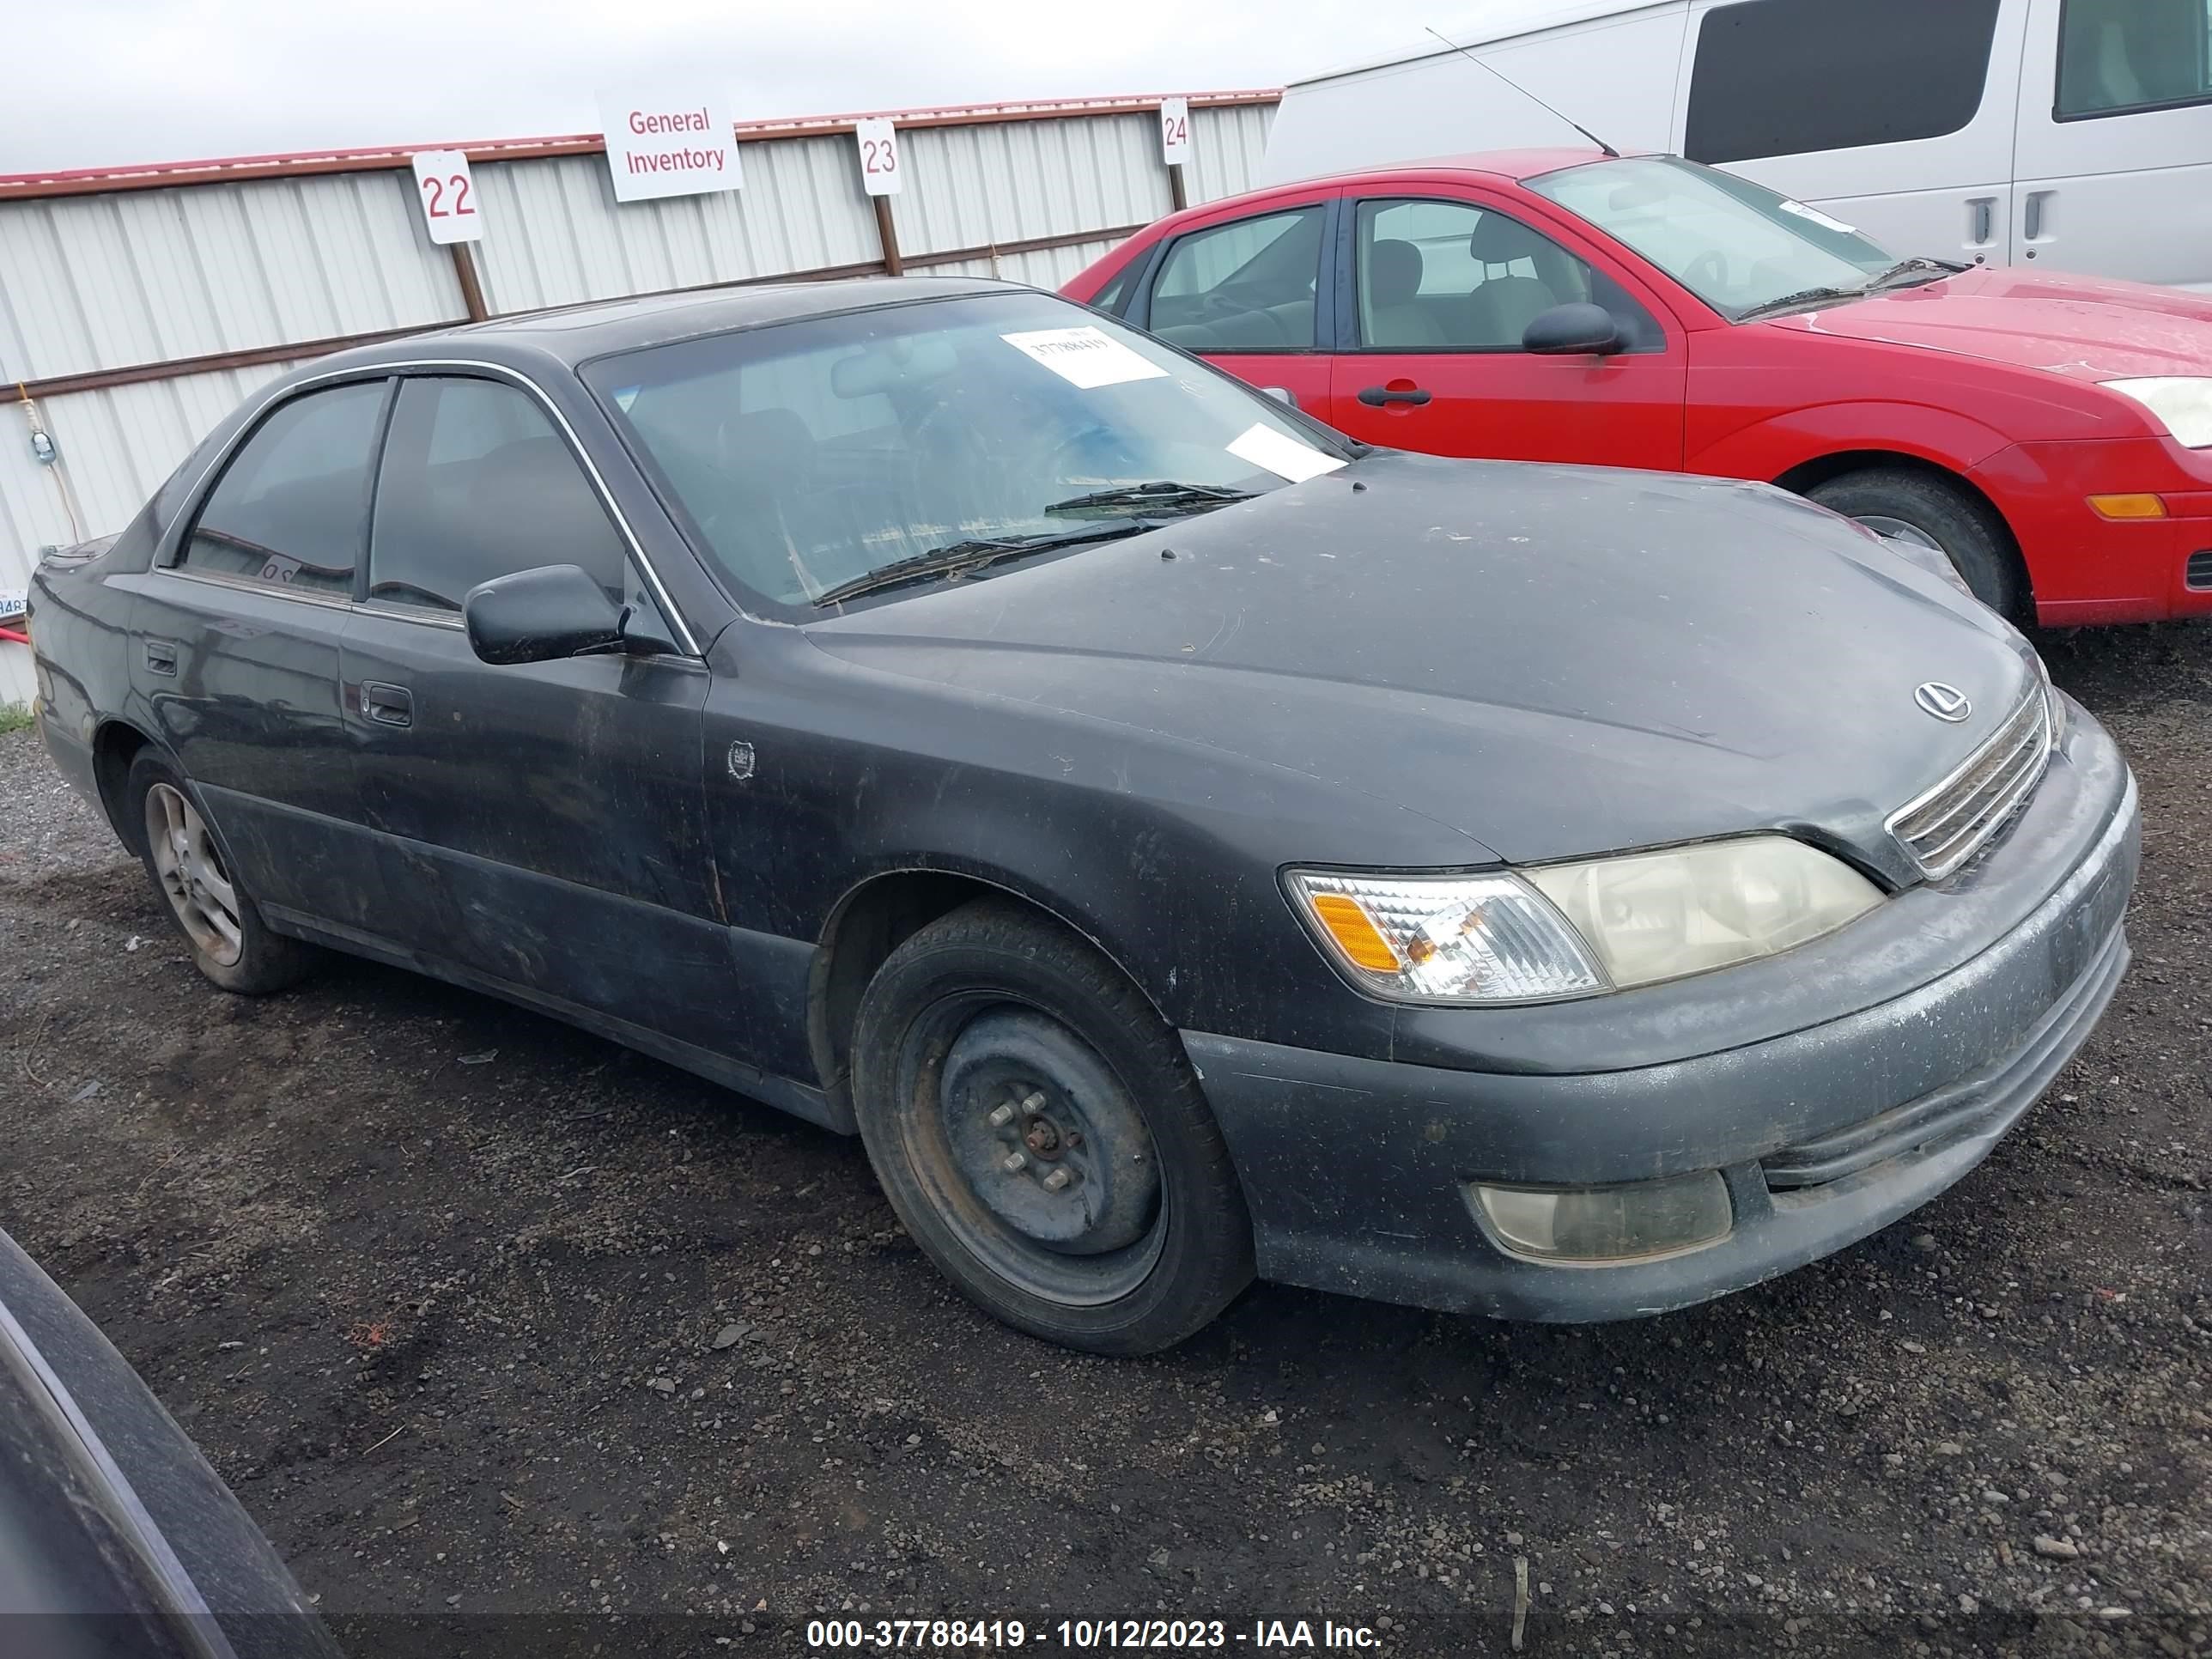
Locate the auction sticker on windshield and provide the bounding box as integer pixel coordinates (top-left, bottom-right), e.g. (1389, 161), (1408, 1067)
(1227, 423), (1346, 483)
(1001, 327), (1168, 390)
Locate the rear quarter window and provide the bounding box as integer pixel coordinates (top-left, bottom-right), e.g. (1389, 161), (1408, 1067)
(1685, 0), (2004, 164)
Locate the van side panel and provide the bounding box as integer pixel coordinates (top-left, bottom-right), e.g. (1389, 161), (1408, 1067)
(2010, 0), (2212, 291)
(1256, 3), (1690, 186)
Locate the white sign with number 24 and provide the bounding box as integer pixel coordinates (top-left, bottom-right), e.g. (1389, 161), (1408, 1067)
(410, 150), (483, 245)
(1159, 98), (1192, 166)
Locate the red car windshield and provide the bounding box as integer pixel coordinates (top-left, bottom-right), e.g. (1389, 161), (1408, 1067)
(1528, 156), (1903, 320)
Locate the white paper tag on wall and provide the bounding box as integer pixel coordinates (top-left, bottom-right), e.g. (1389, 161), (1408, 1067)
(1000, 327), (1169, 390)
(1226, 423), (1346, 483)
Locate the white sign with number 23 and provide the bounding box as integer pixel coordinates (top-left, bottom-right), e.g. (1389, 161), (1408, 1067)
(854, 118), (902, 197)
(410, 150), (483, 245)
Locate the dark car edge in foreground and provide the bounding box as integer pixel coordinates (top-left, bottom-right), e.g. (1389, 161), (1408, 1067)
(0, 1227), (340, 1659)
(29, 277), (2138, 1352)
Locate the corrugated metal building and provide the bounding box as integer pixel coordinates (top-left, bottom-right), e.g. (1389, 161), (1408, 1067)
(0, 93), (1277, 704)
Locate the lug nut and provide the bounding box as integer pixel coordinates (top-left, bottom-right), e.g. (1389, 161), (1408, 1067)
(1042, 1168), (1073, 1193)
(1020, 1091), (1047, 1114)
(1001, 1152), (1027, 1173)
(988, 1103), (1016, 1127)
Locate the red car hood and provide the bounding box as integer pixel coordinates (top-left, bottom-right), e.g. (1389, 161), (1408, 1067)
(1763, 266), (2212, 380)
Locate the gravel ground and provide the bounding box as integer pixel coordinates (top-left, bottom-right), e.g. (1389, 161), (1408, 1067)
(1, 624), (2207, 1659)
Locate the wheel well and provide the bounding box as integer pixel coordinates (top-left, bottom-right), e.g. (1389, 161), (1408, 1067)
(1771, 449), (2031, 603)
(92, 720), (153, 849)
(808, 872), (1007, 1106)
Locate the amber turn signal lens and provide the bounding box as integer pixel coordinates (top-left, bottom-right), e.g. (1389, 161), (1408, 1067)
(2087, 493), (2167, 520)
(1306, 892), (1401, 973)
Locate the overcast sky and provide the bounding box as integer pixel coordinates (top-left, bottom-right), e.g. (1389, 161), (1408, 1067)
(5, 0), (1474, 173)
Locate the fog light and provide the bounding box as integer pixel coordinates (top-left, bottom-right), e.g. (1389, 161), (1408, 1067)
(1473, 1170), (1732, 1263)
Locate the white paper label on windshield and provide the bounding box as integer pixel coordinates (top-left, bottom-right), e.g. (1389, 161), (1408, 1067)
(1000, 327), (1168, 390)
(1779, 199), (1857, 235)
(1226, 422), (1346, 483)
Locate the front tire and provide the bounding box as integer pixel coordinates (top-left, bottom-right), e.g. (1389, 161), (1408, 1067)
(1806, 467), (2026, 621)
(850, 899), (1254, 1354)
(126, 750), (316, 995)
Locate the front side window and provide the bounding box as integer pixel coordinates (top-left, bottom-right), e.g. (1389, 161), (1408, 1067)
(1530, 156), (1899, 320)
(586, 290), (1354, 614)
(368, 377), (629, 612)
(1354, 198), (1616, 350)
(1144, 205), (1326, 351)
(2057, 0), (2212, 119)
(1686, 0), (2003, 164)
(179, 380), (386, 596)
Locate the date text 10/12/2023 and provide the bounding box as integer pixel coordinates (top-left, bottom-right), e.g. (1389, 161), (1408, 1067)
(805, 1619), (1384, 1650)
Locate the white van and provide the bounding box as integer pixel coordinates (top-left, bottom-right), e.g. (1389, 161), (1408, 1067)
(1260, 0), (2212, 291)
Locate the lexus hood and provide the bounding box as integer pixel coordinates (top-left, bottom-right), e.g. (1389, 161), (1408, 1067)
(804, 451), (2039, 878)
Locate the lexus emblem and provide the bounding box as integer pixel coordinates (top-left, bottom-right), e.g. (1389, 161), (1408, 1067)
(1914, 681), (1972, 722)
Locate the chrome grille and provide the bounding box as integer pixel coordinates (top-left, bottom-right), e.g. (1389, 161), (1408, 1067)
(1889, 682), (2056, 880)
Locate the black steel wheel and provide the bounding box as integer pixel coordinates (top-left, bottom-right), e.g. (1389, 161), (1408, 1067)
(850, 898), (1253, 1353)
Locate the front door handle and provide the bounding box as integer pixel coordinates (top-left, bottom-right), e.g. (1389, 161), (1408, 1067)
(2023, 190), (2054, 241)
(143, 639), (179, 677)
(360, 681), (413, 727)
(1967, 196), (1994, 246)
(1358, 385), (1432, 407)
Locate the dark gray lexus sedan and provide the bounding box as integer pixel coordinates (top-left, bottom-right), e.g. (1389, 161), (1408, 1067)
(29, 278), (2137, 1353)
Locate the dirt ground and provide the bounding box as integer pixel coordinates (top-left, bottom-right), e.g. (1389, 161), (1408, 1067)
(2, 624), (2207, 1659)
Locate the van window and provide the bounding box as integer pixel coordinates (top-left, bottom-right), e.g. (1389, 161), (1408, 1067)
(1685, 0), (2004, 164)
(2057, 0), (2212, 119)
(1143, 206), (1325, 352)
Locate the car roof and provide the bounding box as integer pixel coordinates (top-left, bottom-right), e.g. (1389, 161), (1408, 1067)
(1139, 147), (1627, 227)
(315, 275), (1015, 374)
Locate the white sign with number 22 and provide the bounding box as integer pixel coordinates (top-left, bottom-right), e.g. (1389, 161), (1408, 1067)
(410, 150), (483, 245)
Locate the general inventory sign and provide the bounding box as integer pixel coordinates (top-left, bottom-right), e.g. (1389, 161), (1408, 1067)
(599, 90), (742, 203)
(409, 150), (482, 244)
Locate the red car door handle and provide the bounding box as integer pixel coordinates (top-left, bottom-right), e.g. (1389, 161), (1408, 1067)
(1358, 386), (1431, 407)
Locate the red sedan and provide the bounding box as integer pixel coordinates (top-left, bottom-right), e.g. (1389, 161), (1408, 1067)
(1064, 149), (2212, 627)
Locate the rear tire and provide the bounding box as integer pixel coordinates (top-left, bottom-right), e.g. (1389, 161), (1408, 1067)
(126, 749), (316, 995)
(850, 899), (1254, 1354)
(1806, 467), (2026, 622)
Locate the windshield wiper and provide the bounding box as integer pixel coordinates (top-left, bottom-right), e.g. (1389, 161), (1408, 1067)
(1735, 283), (1870, 321)
(1043, 481), (1255, 517)
(811, 521), (1158, 607)
(1865, 255), (1970, 291)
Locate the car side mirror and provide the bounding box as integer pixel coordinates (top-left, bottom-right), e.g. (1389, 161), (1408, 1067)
(465, 564), (628, 665)
(1522, 302), (1625, 356)
(1260, 386), (1298, 409)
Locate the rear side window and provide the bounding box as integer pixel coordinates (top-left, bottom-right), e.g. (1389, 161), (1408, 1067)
(179, 381), (386, 596)
(1686, 0), (2003, 164)
(1143, 205), (1325, 352)
(2057, 0), (2212, 119)
(368, 377), (628, 612)
(1086, 254), (1148, 318)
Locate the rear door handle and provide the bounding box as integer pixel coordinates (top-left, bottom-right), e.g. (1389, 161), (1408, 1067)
(1967, 196), (1994, 245)
(2024, 190), (2054, 241)
(360, 681), (413, 727)
(143, 639), (179, 677)
(1358, 386), (1432, 407)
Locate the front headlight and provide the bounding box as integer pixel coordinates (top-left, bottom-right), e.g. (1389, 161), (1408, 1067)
(1287, 836), (1882, 1005)
(2102, 378), (2212, 448)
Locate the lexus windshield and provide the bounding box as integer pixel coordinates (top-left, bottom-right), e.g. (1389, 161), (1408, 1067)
(1528, 155), (1911, 321)
(586, 291), (1353, 613)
